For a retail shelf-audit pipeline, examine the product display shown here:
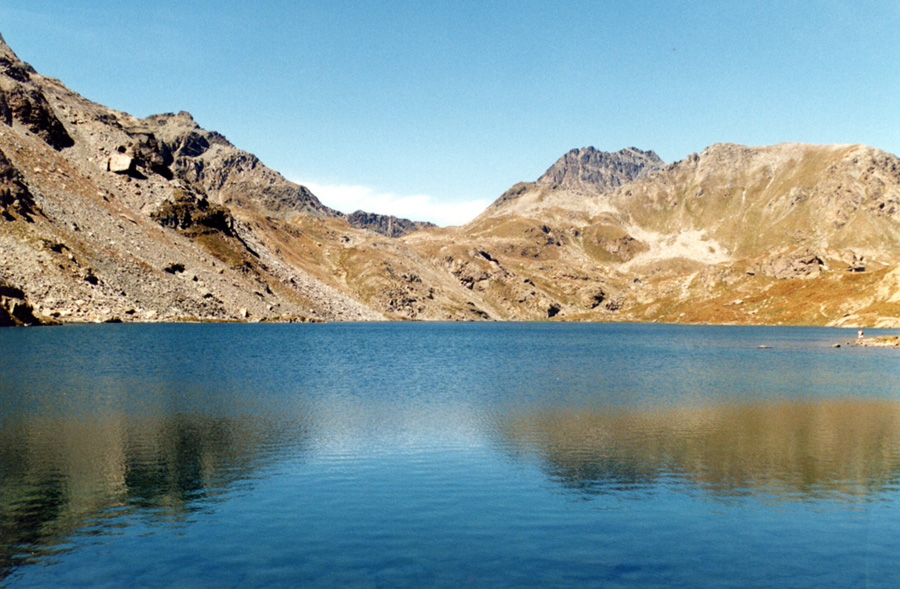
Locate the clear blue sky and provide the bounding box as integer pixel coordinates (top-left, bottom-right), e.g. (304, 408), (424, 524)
(2, 1), (898, 225)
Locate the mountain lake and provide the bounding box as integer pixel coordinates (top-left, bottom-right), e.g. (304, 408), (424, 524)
(2, 322), (900, 587)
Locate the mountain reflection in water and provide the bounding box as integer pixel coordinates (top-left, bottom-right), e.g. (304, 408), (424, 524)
(0, 411), (305, 580)
(495, 399), (900, 501)
(4, 323), (900, 587)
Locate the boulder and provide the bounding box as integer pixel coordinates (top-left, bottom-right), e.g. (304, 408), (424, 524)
(759, 247), (824, 279)
(581, 287), (606, 309)
(108, 153), (134, 174)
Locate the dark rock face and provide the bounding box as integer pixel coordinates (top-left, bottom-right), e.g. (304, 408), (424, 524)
(581, 288), (606, 309)
(0, 278), (44, 326)
(0, 85), (74, 150)
(124, 129), (174, 178)
(0, 54), (34, 83)
(537, 147), (664, 194)
(0, 35), (74, 151)
(172, 130), (212, 158)
(151, 190), (234, 236)
(345, 210), (435, 237)
(0, 147), (38, 221)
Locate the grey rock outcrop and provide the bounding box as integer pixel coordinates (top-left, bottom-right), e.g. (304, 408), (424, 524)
(150, 188), (234, 236)
(536, 146), (664, 194)
(0, 146), (38, 221)
(759, 247), (824, 279)
(345, 210), (435, 237)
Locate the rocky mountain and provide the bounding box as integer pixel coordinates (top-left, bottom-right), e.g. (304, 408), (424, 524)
(608, 142), (900, 260)
(438, 141), (900, 326)
(2, 32), (900, 327)
(345, 210), (436, 237)
(536, 146), (664, 193)
(481, 147), (664, 221)
(0, 34), (444, 324)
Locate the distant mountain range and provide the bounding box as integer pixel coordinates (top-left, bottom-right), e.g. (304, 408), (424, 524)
(2, 32), (900, 327)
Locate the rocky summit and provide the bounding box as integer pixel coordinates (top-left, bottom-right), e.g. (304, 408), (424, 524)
(2, 33), (900, 327)
(536, 146), (665, 194)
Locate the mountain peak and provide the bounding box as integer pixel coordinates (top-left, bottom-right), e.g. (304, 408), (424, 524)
(536, 146), (664, 194)
(0, 31), (28, 69)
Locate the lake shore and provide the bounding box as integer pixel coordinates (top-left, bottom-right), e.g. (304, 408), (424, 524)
(851, 335), (900, 348)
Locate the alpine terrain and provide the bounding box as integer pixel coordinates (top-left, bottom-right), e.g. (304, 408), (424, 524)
(2, 33), (900, 327)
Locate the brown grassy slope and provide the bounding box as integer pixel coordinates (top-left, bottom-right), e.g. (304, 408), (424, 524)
(610, 143), (900, 260)
(398, 143), (900, 326)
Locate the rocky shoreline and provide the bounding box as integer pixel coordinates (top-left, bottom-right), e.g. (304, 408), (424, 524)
(850, 336), (900, 348)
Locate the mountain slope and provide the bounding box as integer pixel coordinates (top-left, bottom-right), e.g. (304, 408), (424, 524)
(403, 142), (900, 326)
(0, 35), (402, 322)
(608, 142), (900, 263)
(477, 146), (665, 223)
(3, 31), (900, 327)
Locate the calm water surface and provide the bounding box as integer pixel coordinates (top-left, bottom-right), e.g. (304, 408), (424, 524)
(2, 322), (900, 587)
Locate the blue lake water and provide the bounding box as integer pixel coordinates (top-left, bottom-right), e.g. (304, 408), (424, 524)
(2, 322), (900, 587)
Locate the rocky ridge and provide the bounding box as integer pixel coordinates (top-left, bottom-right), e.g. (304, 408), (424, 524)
(445, 141), (900, 326)
(345, 210), (436, 237)
(0, 35), (388, 323)
(536, 146), (665, 194)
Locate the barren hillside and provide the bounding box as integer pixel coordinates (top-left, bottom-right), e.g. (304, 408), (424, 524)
(2, 32), (900, 327)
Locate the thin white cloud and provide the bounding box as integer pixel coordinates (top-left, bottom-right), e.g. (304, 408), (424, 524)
(297, 180), (490, 227)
